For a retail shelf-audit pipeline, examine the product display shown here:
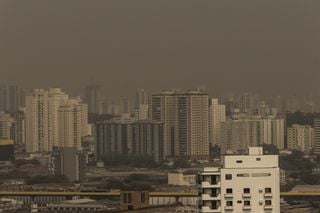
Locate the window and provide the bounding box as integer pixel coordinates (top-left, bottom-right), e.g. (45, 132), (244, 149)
(237, 173), (250, 177)
(236, 160), (243, 163)
(237, 200), (242, 204)
(128, 193), (132, 203)
(265, 188), (272, 193)
(244, 201), (251, 206)
(141, 192), (146, 202)
(256, 158), (261, 161)
(265, 200), (272, 206)
(243, 188), (250, 194)
(226, 201), (233, 206)
(252, 173), (271, 177)
(225, 174), (232, 180)
(123, 193), (128, 203)
(226, 188), (233, 194)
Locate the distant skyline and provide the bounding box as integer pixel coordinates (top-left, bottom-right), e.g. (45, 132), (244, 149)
(1, 0), (319, 97)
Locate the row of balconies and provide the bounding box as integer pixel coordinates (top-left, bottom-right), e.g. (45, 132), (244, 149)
(200, 201), (273, 212)
(224, 205), (273, 211)
(201, 181), (221, 188)
(201, 206), (221, 213)
(224, 193), (273, 198)
(201, 192), (273, 200)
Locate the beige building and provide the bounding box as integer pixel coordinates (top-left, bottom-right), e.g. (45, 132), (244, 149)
(287, 124), (314, 152)
(120, 191), (149, 211)
(0, 111), (14, 140)
(168, 171), (196, 186)
(209, 98), (226, 146)
(151, 89), (209, 160)
(58, 104), (81, 150)
(26, 89), (89, 152)
(221, 118), (285, 153)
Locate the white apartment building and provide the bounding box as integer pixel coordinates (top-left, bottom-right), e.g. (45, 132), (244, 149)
(287, 124), (314, 152)
(209, 99), (226, 146)
(198, 147), (280, 213)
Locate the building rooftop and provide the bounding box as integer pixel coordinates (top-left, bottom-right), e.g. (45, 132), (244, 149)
(64, 198), (96, 204)
(290, 185), (320, 192)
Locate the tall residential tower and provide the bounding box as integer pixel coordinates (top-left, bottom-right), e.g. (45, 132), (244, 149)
(151, 89), (209, 160)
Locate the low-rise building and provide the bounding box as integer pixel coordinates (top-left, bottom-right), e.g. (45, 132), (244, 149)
(168, 171), (196, 186)
(49, 147), (85, 182)
(120, 191), (149, 211)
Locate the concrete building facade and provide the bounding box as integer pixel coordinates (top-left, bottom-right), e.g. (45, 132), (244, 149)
(151, 89), (209, 160)
(26, 89), (88, 152)
(287, 124), (314, 152)
(198, 147), (280, 213)
(209, 99), (226, 146)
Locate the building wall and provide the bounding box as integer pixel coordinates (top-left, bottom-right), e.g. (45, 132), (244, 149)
(151, 89), (209, 160)
(209, 99), (226, 146)
(221, 118), (285, 154)
(199, 147), (280, 213)
(94, 121), (163, 162)
(26, 89), (88, 153)
(0, 111), (14, 140)
(314, 119), (320, 155)
(288, 124), (314, 152)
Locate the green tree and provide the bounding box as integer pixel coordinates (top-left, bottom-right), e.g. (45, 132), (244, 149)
(173, 157), (191, 168)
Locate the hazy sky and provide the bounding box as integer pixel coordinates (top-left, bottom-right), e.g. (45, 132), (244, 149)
(1, 0), (319, 97)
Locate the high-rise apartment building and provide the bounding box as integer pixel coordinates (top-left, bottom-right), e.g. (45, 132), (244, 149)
(0, 111), (14, 140)
(313, 119), (320, 155)
(287, 124), (314, 152)
(135, 104), (149, 120)
(11, 109), (26, 145)
(198, 147), (280, 213)
(135, 89), (148, 109)
(209, 99), (226, 146)
(26, 89), (88, 153)
(151, 89), (209, 160)
(58, 104), (82, 150)
(120, 97), (132, 115)
(85, 84), (101, 114)
(221, 118), (284, 153)
(94, 120), (163, 162)
(132, 121), (163, 162)
(94, 121), (132, 159)
(0, 85), (25, 113)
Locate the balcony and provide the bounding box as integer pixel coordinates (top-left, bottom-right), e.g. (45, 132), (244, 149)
(264, 205), (273, 210)
(242, 193), (252, 198)
(224, 206), (234, 211)
(242, 205), (251, 210)
(264, 193), (272, 198)
(201, 181), (221, 188)
(201, 206), (221, 213)
(201, 194), (221, 201)
(224, 193), (233, 198)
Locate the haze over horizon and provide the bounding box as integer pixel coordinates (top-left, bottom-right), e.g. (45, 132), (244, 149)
(1, 0), (319, 97)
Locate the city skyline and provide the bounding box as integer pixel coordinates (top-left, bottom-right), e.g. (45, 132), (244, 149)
(0, 1), (319, 211)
